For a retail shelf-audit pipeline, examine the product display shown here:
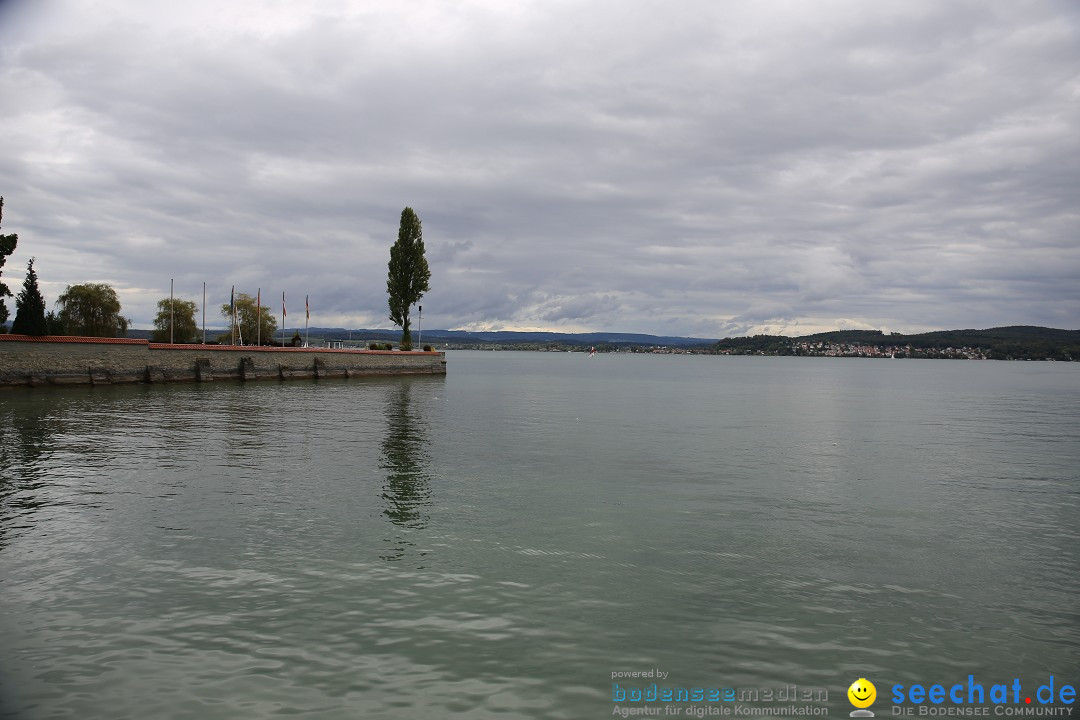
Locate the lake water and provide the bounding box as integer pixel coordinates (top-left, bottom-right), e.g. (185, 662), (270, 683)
(1, 352), (1078, 719)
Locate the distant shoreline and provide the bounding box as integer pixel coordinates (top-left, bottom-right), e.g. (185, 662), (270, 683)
(6, 324), (1076, 361)
(443, 345), (1070, 360)
(156, 325), (1072, 361)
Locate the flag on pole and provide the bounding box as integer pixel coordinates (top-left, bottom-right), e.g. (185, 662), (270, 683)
(256, 288), (261, 345)
(283, 292), (287, 317)
(306, 295), (309, 321)
(230, 285), (236, 346)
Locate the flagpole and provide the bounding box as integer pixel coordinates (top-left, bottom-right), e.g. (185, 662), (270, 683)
(170, 278), (174, 344)
(281, 291), (286, 346)
(257, 288), (261, 346)
(418, 304), (422, 350)
(305, 295), (309, 348)
(202, 282), (206, 344)
(231, 285), (235, 346)
(235, 295), (243, 346)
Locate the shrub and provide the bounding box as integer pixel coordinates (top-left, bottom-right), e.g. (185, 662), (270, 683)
(423, 345), (432, 352)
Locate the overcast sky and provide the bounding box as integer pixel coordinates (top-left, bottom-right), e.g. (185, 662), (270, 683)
(1, 0), (1077, 338)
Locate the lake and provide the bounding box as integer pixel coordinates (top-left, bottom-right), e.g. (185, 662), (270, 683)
(1, 352), (1078, 719)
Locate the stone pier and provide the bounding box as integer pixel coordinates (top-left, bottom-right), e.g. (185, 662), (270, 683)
(0, 335), (446, 388)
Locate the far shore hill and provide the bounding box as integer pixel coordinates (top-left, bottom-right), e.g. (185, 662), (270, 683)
(117, 325), (1079, 361)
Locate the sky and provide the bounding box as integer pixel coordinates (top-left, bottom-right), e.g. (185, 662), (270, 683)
(0, 0), (1077, 338)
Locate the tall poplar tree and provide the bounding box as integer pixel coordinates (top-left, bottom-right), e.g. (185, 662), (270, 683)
(386, 207), (430, 350)
(0, 197), (19, 329)
(11, 258), (47, 335)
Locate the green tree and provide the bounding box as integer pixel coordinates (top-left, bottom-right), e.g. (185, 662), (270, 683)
(0, 197), (19, 329)
(56, 282), (130, 337)
(219, 292), (276, 345)
(11, 258), (47, 336)
(152, 297), (199, 343)
(386, 207), (431, 350)
(44, 311), (64, 335)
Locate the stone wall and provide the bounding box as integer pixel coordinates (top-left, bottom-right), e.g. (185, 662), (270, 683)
(0, 335), (446, 388)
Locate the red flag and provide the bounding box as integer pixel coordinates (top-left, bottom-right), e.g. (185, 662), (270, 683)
(282, 291), (287, 317)
(305, 295), (310, 321)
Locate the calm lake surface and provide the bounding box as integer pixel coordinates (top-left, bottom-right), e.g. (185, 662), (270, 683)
(1, 352), (1078, 719)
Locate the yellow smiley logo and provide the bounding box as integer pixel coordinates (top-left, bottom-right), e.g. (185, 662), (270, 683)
(848, 678), (877, 709)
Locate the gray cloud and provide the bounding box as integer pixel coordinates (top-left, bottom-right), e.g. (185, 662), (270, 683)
(0, 0), (1077, 337)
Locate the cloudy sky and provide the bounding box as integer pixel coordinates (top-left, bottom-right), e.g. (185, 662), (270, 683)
(1, 0), (1077, 338)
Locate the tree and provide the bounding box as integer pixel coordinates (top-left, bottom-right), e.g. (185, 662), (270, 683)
(56, 283), (130, 337)
(0, 197), (19, 330)
(219, 292), (276, 345)
(11, 258), (47, 335)
(152, 297), (199, 343)
(386, 207), (430, 350)
(44, 311), (64, 335)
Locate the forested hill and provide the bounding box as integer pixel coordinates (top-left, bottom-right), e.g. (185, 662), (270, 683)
(798, 326), (1078, 345)
(714, 326), (1079, 360)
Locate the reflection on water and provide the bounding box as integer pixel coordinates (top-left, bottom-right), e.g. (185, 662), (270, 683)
(0, 406), (55, 550)
(379, 380), (434, 563)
